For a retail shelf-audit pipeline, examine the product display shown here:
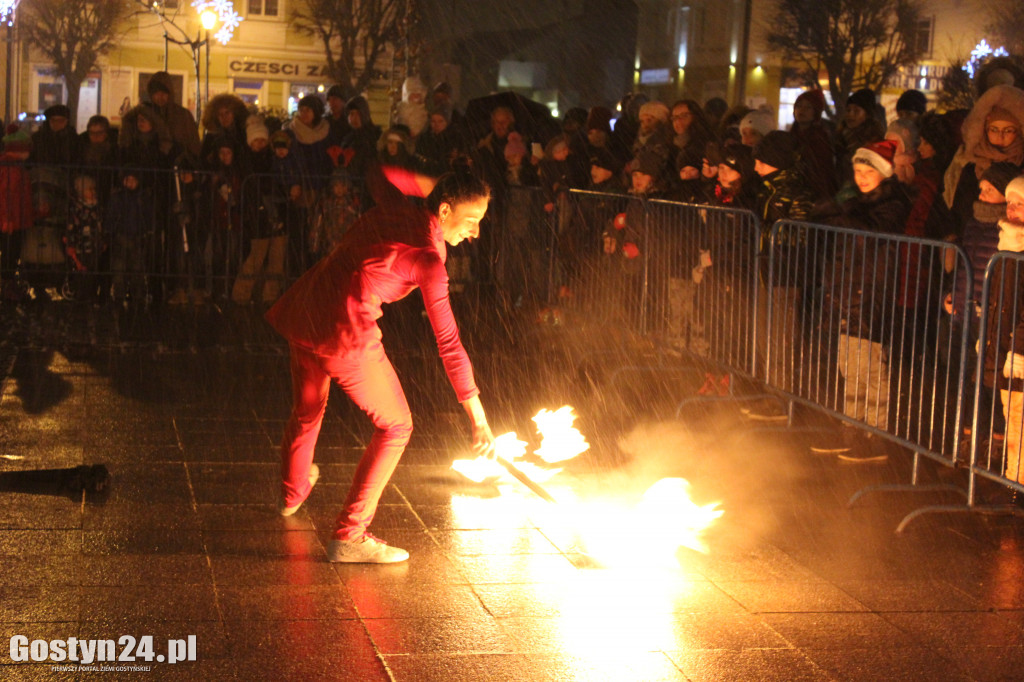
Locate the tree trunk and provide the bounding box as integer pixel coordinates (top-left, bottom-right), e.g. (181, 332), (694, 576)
(64, 75), (83, 129)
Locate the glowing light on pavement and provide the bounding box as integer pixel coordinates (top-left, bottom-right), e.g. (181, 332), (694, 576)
(450, 407), (722, 567)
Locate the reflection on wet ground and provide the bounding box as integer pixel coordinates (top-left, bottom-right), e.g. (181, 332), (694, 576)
(2, 299), (1024, 680)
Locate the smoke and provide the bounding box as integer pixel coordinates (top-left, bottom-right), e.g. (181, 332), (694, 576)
(565, 407), (819, 550)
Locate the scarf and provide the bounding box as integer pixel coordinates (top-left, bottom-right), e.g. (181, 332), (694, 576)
(997, 218), (1024, 252)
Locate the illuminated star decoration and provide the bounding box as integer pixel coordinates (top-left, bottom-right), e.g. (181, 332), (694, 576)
(963, 39), (1009, 79)
(1, 0), (22, 27)
(191, 0), (243, 45)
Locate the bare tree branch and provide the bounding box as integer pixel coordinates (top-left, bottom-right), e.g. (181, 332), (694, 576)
(19, 0), (134, 126)
(291, 0), (416, 99)
(765, 0), (926, 116)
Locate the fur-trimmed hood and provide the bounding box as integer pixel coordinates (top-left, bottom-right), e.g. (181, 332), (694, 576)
(201, 93), (249, 135)
(960, 84), (1024, 167)
(119, 104), (174, 155)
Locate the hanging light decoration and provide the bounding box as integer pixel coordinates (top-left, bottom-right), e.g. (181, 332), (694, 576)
(191, 0), (243, 45)
(1, 0), (21, 27)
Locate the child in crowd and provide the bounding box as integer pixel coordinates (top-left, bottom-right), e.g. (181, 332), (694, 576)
(377, 126), (415, 169)
(209, 138), (243, 300)
(504, 132), (538, 187)
(169, 158), (210, 304)
(946, 162), (1018, 458)
(233, 119), (289, 305)
(271, 130), (308, 276)
(64, 174), (105, 302)
(985, 177), (1024, 484)
(105, 168), (155, 309)
(309, 167), (361, 260)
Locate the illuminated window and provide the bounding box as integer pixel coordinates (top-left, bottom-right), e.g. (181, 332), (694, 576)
(248, 0), (279, 16)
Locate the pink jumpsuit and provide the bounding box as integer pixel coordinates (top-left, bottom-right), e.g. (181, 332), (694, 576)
(265, 167), (478, 541)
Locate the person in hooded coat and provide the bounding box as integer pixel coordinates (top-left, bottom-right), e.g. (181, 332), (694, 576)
(144, 71), (201, 158)
(200, 93), (249, 166)
(944, 84), (1024, 236)
(29, 105), (80, 167)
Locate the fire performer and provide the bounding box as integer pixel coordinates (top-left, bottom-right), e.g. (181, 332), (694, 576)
(266, 164), (496, 563)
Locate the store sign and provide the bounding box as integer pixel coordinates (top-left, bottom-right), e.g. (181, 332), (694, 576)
(640, 68), (672, 85)
(228, 59), (330, 79)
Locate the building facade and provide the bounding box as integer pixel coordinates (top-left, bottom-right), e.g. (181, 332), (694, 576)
(632, 0), (998, 126)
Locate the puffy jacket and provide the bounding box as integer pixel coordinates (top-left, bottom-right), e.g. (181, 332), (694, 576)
(822, 177), (912, 341)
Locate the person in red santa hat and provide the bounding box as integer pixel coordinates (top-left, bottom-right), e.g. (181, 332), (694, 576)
(811, 139), (913, 460)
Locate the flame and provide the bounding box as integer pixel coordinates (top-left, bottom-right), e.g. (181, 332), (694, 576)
(450, 457), (503, 484)
(569, 478), (723, 567)
(450, 407), (723, 568)
(533, 406), (589, 463)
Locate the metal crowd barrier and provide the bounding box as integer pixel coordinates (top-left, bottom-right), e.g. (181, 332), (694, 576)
(495, 185), (556, 310)
(645, 199), (762, 379)
(763, 220), (973, 523)
(890, 251), (1024, 530)
(549, 194), (1024, 531)
(0, 163), (347, 309)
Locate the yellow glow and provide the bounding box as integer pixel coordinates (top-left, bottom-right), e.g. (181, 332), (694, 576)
(200, 9), (217, 30)
(449, 408), (724, 570)
(533, 406), (588, 463)
(451, 456), (503, 483)
(564, 478), (723, 567)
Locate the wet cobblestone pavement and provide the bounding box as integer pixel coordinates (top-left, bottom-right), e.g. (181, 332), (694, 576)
(3, 298), (1024, 680)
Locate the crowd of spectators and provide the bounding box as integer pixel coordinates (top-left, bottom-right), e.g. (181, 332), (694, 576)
(4, 63), (1024, 470)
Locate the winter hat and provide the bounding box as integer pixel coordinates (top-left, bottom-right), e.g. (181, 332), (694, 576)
(270, 130), (291, 149)
(719, 142), (755, 178)
(986, 105), (1022, 128)
(402, 76), (427, 102)
(298, 94), (324, 117)
(632, 149), (664, 178)
(896, 89), (927, 116)
(852, 140), (898, 177)
(1, 128), (31, 152)
(326, 84), (346, 101)
(590, 147), (624, 174)
(504, 131), (527, 161)
(846, 88), (877, 114)
(246, 117), (269, 144)
(586, 106), (613, 133)
(885, 119), (920, 154)
(753, 130), (796, 171)
(147, 72), (174, 98)
(740, 109), (775, 137)
(44, 104), (71, 120)
(675, 145), (704, 172)
(983, 162), (1023, 196)
(638, 101), (670, 124)
(1006, 176), (1024, 202)
(794, 89), (826, 118)
(215, 136), (237, 153)
(429, 104), (452, 124)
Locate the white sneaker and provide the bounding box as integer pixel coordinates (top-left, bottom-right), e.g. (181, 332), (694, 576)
(327, 534), (409, 563)
(278, 464), (320, 516)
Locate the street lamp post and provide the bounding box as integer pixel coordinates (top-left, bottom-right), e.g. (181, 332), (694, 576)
(163, 9), (216, 121)
(2, 1), (21, 126)
(200, 9), (217, 108)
